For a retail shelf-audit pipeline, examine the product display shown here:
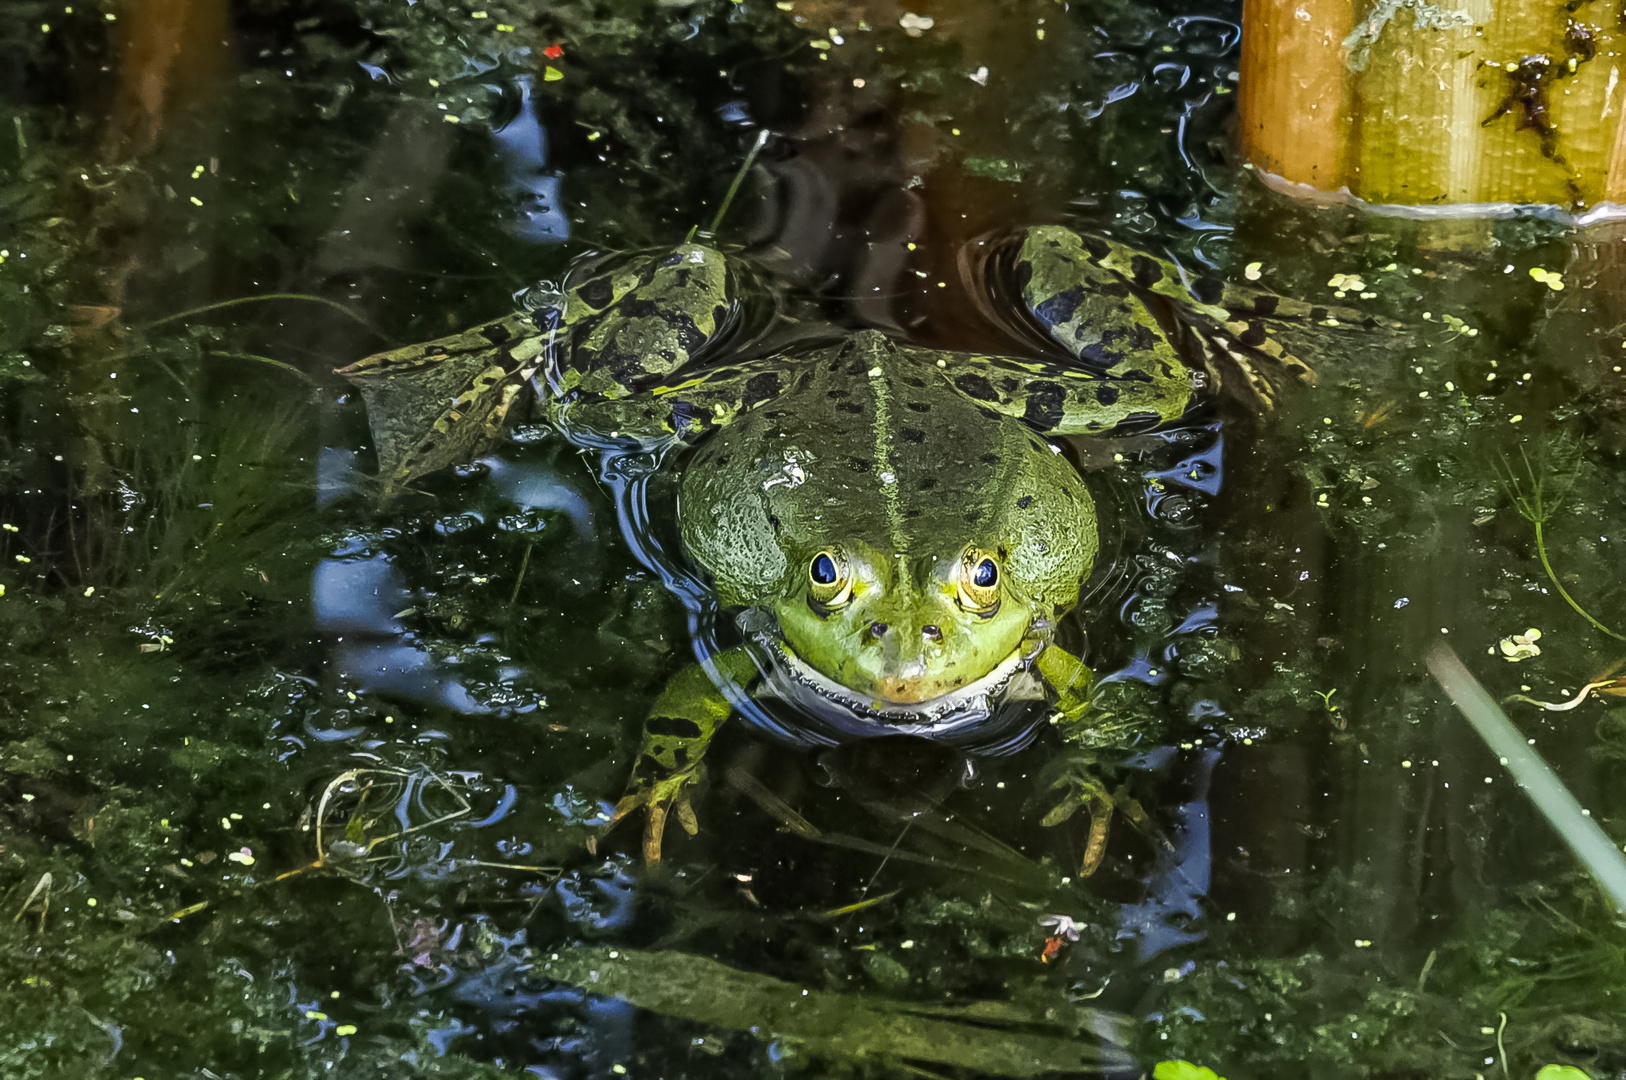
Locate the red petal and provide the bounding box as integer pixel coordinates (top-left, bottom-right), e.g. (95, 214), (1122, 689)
(544, 44), (564, 59)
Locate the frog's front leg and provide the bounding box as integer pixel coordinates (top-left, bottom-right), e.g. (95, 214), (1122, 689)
(600, 647), (758, 863)
(1033, 645), (1156, 876)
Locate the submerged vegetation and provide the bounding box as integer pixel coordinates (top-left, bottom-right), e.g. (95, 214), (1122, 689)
(0, 0), (1624, 1077)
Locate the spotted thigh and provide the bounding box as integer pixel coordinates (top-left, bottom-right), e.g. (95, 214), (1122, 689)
(551, 244), (735, 399)
(1016, 226), (1371, 411)
(905, 345), (1192, 435)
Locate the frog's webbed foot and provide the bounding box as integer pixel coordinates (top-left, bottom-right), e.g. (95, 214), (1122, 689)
(335, 311), (548, 497)
(601, 763), (705, 864)
(1039, 767), (1161, 878)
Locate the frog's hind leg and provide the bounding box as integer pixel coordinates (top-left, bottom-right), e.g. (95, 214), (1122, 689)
(1015, 225), (1405, 413)
(336, 311), (549, 497)
(551, 244), (739, 400)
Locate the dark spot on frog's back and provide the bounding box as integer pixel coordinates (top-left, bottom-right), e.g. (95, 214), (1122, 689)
(1032, 287), (1082, 330)
(954, 373), (999, 402)
(1094, 384), (1120, 406)
(849, 457), (872, 473)
(900, 426), (926, 443)
(1192, 276), (1225, 305)
(918, 477), (938, 490)
(1130, 255), (1164, 287)
(480, 322), (512, 345)
(1080, 234), (1112, 260)
(1016, 495), (1033, 509)
(980, 452), (999, 465)
(1247, 294), (1279, 317)
(574, 276), (614, 310)
(836, 402), (864, 415)
(1239, 322), (1269, 348)
(742, 372), (781, 407)
(906, 401), (931, 413)
(647, 716), (704, 739)
(1021, 379), (1066, 431)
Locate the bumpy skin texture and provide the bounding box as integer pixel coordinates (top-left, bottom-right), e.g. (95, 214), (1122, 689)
(679, 332), (1099, 704)
(339, 225), (1323, 862)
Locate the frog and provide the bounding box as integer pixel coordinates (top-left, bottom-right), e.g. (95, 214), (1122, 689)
(337, 224), (1324, 868)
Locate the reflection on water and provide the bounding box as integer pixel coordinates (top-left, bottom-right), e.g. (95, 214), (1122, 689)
(2, 1), (1625, 1078)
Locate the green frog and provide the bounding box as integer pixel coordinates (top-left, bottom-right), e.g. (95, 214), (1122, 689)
(337, 225), (1318, 866)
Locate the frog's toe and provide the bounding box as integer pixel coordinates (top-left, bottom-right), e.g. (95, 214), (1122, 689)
(1041, 772), (1156, 878)
(599, 767), (704, 865)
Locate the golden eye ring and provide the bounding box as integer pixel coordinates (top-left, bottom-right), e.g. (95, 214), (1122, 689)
(808, 550), (853, 607)
(957, 550), (1001, 612)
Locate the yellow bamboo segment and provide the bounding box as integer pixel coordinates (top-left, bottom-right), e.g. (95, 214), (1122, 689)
(1238, 0), (1357, 190)
(1242, 0), (1626, 210)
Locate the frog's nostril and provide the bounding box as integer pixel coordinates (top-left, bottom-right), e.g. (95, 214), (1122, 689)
(869, 621), (889, 637)
(922, 625), (942, 641)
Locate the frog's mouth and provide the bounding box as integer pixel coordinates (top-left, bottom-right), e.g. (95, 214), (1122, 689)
(748, 626), (1048, 729)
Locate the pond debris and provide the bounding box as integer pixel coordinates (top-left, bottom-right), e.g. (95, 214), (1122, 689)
(1529, 266), (1565, 290)
(820, 890), (900, 918)
(1495, 627), (1542, 661)
(10, 871), (51, 932)
(1038, 913), (1083, 963)
(1153, 1062), (1226, 1080)
(899, 11), (933, 35)
(1326, 272), (1366, 297)
(539, 945), (1134, 1075)
(1505, 660), (1626, 711)
(161, 900), (208, 923)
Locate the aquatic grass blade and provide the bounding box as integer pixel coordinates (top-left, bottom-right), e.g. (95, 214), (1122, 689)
(1427, 643), (1626, 910)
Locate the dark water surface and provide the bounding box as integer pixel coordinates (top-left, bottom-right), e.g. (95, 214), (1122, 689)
(3, 2), (1626, 1077)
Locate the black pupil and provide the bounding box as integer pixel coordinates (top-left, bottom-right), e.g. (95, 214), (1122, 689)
(973, 559), (997, 588)
(811, 554), (837, 585)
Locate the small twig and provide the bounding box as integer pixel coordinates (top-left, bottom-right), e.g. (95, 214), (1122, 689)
(205, 350), (315, 383)
(11, 872), (51, 930)
(688, 128), (771, 243)
(1505, 677), (1626, 711)
(1496, 1011), (1509, 1077)
(508, 540), (535, 605)
(142, 292), (379, 334)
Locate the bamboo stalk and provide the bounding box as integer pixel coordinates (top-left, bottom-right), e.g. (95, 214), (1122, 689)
(1238, 0), (1356, 190)
(1241, 0), (1626, 209)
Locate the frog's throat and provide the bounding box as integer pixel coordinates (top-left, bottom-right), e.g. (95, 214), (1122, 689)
(747, 620), (1050, 729)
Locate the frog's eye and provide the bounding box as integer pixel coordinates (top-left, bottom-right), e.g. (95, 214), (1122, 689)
(808, 551), (853, 607)
(958, 551), (1001, 612)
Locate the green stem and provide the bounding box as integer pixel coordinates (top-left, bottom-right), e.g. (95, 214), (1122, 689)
(691, 129), (771, 243)
(143, 293), (379, 334)
(205, 350), (314, 383)
(1534, 520), (1626, 641)
(509, 540), (535, 605)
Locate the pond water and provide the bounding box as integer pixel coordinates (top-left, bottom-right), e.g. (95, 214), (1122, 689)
(3, 1), (1626, 1078)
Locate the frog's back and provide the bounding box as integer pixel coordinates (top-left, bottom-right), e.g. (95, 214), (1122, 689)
(679, 330), (1095, 608)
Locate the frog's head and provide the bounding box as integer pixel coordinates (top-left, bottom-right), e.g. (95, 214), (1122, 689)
(680, 411), (1097, 708)
(771, 540), (1046, 703)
